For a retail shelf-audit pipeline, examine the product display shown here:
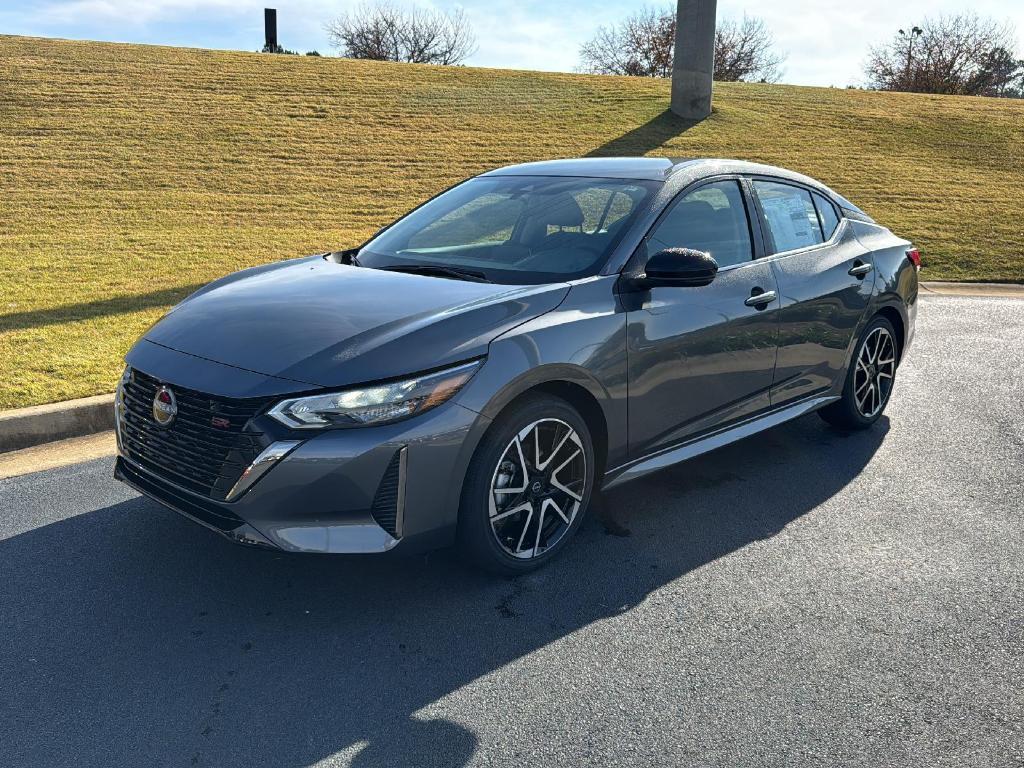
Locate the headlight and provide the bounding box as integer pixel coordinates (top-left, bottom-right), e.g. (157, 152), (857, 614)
(268, 360), (483, 429)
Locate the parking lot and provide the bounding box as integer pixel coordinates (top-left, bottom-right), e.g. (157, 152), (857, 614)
(1, 293), (1021, 767)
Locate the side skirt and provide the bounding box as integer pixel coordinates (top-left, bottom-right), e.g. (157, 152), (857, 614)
(601, 394), (839, 491)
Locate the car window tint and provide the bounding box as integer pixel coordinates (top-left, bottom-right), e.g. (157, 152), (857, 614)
(753, 180), (824, 253)
(571, 188), (612, 233)
(566, 188), (642, 235)
(409, 193), (524, 248)
(362, 176), (658, 284)
(647, 180), (753, 268)
(813, 192), (840, 239)
(603, 192), (637, 229)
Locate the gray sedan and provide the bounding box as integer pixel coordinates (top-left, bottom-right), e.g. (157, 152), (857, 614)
(114, 157), (919, 574)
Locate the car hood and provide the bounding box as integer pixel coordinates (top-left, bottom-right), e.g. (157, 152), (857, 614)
(140, 256), (570, 389)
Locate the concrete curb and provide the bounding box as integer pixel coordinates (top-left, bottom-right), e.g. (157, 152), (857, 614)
(0, 394), (114, 454)
(0, 431), (117, 480)
(920, 281), (1024, 297)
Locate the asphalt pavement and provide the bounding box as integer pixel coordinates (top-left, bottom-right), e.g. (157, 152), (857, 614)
(1, 293), (1022, 767)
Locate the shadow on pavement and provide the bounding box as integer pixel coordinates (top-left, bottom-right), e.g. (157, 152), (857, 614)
(0, 414), (888, 768)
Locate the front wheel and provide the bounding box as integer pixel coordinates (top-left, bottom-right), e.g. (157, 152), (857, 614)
(819, 315), (899, 430)
(457, 395), (595, 575)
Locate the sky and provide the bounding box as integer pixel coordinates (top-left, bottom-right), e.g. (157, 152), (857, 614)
(2, 0), (1023, 87)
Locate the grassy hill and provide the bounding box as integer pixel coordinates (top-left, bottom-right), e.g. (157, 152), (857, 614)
(1, 35), (1022, 409)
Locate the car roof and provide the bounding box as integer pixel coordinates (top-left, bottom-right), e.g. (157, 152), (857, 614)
(481, 157), (695, 181)
(480, 157), (863, 213)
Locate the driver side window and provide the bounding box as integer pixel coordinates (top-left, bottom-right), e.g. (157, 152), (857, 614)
(647, 180), (753, 268)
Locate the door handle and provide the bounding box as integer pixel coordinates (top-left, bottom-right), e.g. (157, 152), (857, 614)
(744, 290), (777, 307)
(849, 262), (873, 278)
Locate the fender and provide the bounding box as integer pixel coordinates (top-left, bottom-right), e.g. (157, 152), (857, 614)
(431, 361), (616, 536)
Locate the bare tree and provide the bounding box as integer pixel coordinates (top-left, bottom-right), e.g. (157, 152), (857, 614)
(865, 14), (1023, 96)
(972, 47), (1024, 97)
(325, 3), (477, 66)
(579, 7), (675, 78)
(579, 7), (785, 82)
(714, 17), (785, 83)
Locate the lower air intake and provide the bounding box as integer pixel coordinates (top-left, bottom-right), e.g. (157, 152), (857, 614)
(370, 449), (405, 538)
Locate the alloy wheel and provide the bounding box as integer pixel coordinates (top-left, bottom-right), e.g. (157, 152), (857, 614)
(854, 326), (896, 418)
(488, 418), (588, 560)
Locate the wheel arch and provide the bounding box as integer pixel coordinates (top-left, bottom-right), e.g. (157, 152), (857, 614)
(873, 303), (907, 364)
(473, 365), (615, 481)
(502, 380), (610, 480)
(835, 294), (910, 395)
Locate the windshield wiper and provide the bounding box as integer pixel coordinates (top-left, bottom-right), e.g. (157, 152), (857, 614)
(377, 264), (493, 283)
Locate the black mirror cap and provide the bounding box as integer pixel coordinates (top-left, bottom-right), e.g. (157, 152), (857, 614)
(639, 248), (719, 288)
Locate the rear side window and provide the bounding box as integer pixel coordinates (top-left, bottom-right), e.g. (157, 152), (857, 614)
(647, 180), (753, 268)
(813, 192), (840, 239)
(752, 180), (823, 253)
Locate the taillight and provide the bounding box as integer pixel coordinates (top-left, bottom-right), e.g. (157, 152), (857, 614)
(906, 247), (922, 270)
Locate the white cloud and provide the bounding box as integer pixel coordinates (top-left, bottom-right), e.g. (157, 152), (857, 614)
(463, 2), (595, 71)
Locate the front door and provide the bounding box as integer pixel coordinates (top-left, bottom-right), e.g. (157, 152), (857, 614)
(626, 179), (781, 460)
(748, 179), (874, 405)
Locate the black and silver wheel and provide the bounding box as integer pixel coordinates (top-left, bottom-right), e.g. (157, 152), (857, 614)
(819, 315), (899, 430)
(458, 395), (595, 575)
(852, 325), (897, 418)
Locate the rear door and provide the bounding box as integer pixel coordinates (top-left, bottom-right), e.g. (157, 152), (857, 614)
(625, 178), (781, 459)
(748, 178), (874, 406)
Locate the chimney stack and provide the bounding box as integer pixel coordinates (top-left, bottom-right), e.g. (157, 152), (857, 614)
(264, 8), (278, 51)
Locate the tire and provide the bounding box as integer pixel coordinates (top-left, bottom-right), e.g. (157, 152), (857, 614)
(457, 394), (596, 576)
(818, 315), (899, 430)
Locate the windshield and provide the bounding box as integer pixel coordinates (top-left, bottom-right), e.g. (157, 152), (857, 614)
(357, 176), (657, 284)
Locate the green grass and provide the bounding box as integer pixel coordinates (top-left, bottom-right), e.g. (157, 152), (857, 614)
(1, 35), (1022, 409)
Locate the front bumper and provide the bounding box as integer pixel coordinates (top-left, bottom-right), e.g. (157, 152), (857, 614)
(115, 455), (279, 548)
(115, 396), (489, 555)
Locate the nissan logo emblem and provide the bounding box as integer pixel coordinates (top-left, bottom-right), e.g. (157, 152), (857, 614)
(152, 385), (178, 427)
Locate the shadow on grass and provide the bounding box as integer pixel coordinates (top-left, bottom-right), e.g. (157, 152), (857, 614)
(0, 285), (204, 332)
(0, 413), (888, 768)
(587, 109), (704, 158)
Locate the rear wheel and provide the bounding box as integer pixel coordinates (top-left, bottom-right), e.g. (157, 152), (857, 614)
(819, 315), (899, 430)
(457, 395), (595, 575)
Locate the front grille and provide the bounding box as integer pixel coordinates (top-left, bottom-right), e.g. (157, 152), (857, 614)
(118, 369), (273, 501)
(116, 456), (246, 532)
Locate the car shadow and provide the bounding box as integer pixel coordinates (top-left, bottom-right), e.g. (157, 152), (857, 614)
(0, 413), (888, 768)
(587, 109), (704, 158)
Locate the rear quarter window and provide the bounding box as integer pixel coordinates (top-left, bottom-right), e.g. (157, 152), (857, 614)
(813, 192), (841, 240)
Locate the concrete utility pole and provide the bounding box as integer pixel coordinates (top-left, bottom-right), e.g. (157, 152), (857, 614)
(670, 0), (718, 120)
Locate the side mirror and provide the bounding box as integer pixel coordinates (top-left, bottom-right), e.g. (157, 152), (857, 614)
(637, 248), (718, 288)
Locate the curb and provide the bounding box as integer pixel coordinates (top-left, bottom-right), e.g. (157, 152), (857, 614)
(0, 394), (114, 454)
(920, 281), (1024, 297)
(0, 431), (117, 481)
